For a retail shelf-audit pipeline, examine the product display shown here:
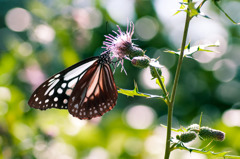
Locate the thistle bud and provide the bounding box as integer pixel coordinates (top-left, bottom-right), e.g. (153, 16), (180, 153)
(128, 46), (145, 58)
(150, 66), (162, 78)
(187, 124), (200, 132)
(131, 56), (150, 68)
(176, 131), (197, 143)
(199, 127), (225, 141)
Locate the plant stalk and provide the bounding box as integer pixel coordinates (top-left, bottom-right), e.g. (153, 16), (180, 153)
(164, 2), (192, 159)
(153, 67), (170, 105)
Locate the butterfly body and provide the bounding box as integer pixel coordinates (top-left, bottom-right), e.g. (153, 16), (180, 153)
(28, 52), (118, 120)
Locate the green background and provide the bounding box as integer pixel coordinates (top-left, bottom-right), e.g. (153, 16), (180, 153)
(0, 0), (240, 158)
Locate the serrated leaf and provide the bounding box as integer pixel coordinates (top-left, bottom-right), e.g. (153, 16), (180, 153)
(118, 82), (163, 99)
(164, 41), (220, 58)
(160, 124), (186, 132)
(174, 143), (239, 158)
(156, 76), (165, 90)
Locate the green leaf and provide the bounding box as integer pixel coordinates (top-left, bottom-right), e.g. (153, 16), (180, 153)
(156, 76), (165, 90)
(173, 3), (186, 15)
(174, 143), (240, 158)
(164, 41), (220, 58)
(118, 82), (163, 99)
(199, 112), (203, 127)
(160, 124), (186, 132)
(213, 0), (240, 25)
(188, 1), (199, 18)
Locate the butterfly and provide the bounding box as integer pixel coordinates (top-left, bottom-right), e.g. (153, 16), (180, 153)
(28, 52), (118, 120)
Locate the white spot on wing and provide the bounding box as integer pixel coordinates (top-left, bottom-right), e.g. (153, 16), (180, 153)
(49, 78), (54, 83)
(49, 89), (54, 96)
(55, 74), (60, 78)
(44, 79), (60, 96)
(61, 83), (66, 88)
(35, 97), (38, 102)
(57, 88), (63, 94)
(63, 99), (68, 104)
(68, 78), (78, 88)
(54, 97), (58, 102)
(66, 89), (72, 96)
(63, 60), (97, 81)
(74, 104), (79, 109)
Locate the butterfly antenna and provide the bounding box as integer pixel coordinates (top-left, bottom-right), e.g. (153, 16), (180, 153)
(106, 21), (109, 33)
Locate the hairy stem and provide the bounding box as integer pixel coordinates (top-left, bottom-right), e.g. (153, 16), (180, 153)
(153, 67), (170, 104)
(164, 2), (192, 159)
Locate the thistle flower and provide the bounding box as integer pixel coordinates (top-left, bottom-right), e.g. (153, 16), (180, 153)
(103, 21), (144, 73)
(103, 22), (135, 60)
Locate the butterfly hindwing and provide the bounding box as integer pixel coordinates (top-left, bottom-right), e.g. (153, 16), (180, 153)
(68, 62), (118, 119)
(28, 57), (99, 110)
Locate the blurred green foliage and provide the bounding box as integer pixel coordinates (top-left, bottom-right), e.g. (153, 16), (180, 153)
(0, 0), (240, 158)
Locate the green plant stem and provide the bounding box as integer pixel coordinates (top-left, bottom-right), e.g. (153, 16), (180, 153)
(153, 67), (170, 104)
(164, 3), (192, 159)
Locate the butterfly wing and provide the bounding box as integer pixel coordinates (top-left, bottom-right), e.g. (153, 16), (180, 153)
(68, 62), (118, 119)
(28, 57), (99, 110)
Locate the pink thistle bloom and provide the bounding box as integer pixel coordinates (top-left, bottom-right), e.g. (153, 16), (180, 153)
(103, 22), (136, 74)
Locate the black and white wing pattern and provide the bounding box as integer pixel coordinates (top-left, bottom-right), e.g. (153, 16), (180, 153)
(28, 57), (98, 110)
(28, 53), (118, 120)
(68, 59), (118, 119)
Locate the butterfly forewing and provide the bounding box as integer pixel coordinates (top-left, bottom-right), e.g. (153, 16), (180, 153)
(28, 57), (99, 110)
(68, 61), (118, 119)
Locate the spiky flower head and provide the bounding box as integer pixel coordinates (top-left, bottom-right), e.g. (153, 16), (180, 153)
(103, 21), (144, 73)
(103, 22), (135, 61)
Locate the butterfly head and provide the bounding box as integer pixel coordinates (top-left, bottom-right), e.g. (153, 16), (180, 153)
(99, 51), (111, 65)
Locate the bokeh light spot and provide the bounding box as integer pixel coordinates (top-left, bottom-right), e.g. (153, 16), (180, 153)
(215, 81), (240, 104)
(0, 101), (8, 115)
(135, 16), (158, 41)
(125, 105), (155, 129)
(13, 123), (33, 140)
(213, 59), (237, 82)
(32, 25), (55, 44)
(124, 137), (143, 156)
(5, 8), (32, 32)
(104, 0), (135, 25)
(85, 147), (109, 159)
(140, 67), (170, 89)
(65, 115), (87, 135)
(34, 141), (76, 159)
(0, 87), (11, 101)
(18, 42), (33, 56)
(222, 109), (240, 127)
(72, 7), (102, 29)
(144, 135), (163, 155)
